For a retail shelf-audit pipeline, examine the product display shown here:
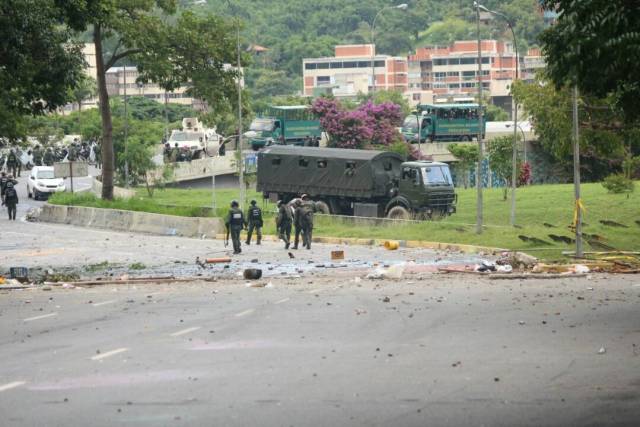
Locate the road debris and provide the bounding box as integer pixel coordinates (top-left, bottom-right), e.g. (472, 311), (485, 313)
(243, 269), (263, 280)
(331, 250), (345, 260)
(384, 241), (400, 250)
(598, 347), (607, 355)
(205, 257), (232, 264)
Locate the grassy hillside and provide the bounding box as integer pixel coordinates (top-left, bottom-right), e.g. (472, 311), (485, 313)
(51, 181), (640, 259)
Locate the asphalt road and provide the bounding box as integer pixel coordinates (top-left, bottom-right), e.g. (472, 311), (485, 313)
(1, 169), (639, 426)
(1, 273), (639, 427)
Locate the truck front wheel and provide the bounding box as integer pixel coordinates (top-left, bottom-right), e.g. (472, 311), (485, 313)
(386, 206), (410, 220)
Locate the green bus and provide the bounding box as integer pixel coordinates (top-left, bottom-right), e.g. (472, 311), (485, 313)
(247, 105), (322, 151)
(401, 103), (486, 143)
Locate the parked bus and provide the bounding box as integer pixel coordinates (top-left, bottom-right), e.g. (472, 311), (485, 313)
(401, 103), (486, 143)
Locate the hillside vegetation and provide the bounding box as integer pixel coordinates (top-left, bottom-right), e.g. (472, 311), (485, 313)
(189, 0), (546, 100)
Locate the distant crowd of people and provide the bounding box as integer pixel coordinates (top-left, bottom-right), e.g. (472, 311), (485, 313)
(0, 139), (102, 177)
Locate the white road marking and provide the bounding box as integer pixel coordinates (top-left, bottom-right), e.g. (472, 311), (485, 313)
(235, 309), (255, 317)
(92, 300), (117, 307)
(307, 288), (327, 294)
(91, 348), (128, 361)
(274, 298), (290, 304)
(0, 381), (26, 392)
(170, 326), (201, 337)
(23, 312), (58, 322)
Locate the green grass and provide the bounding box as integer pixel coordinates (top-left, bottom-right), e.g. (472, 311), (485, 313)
(50, 183), (640, 260)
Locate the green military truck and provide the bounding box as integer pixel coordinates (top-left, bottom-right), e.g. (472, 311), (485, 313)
(402, 103), (485, 143)
(257, 146), (456, 219)
(247, 105), (322, 151)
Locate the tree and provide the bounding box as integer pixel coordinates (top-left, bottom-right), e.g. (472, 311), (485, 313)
(540, 0), (640, 122)
(311, 97), (403, 149)
(72, 74), (97, 113)
(55, 1), (237, 200)
(447, 143), (479, 188)
(357, 90), (412, 117)
(0, 0), (84, 141)
(485, 104), (509, 122)
(487, 135), (518, 200)
(513, 77), (640, 181)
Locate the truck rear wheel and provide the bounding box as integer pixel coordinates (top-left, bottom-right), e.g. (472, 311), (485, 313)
(387, 206), (410, 220)
(315, 201), (331, 215)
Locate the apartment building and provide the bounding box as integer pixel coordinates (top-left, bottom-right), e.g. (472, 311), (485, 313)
(105, 66), (200, 108)
(302, 44), (408, 98)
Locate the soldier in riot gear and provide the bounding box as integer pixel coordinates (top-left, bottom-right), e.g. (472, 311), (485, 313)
(245, 200), (263, 245)
(225, 200), (246, 254)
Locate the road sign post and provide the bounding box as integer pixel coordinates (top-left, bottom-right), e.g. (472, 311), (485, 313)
(54, 162), (88, 193)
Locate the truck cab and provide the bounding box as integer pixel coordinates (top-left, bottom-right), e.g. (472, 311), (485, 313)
(389, 161), (456, 219)
(247, 117), (282, 149)
(401, 113), (433, 143)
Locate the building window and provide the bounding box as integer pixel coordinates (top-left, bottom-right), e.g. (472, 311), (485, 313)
(449, 58), (460, 65)
(358, 61), (371, 68)
(305, 63), (317, 70)
(433, 72), (446, 81)
(433, 58), (447, 66)
(412, 93), (421, 101)
(482, 82), (490, 88)
(299, 158), (309, 168)
(460, 57), (475, 65)
(330, 62), (343, 69)
(448, 83), (460, 89)
(317, 76), (331, 85)
(343, 61), (357, 68)
(446, 71), (459, 77)
(374, 60), (385, 68)
(272, 158), (281, 166)
(462, 82), (476, 88)
(317, 62), (330, 69)
(462, 70), (475, 77)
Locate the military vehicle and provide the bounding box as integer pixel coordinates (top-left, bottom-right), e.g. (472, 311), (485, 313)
(402, 103), (485, 143)
(247, 106), (322, 151)
(257, 146), (456, 219)
(167, 118), (221, 159)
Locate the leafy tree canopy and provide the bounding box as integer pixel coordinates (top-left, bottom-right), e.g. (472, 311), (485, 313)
(0, 0), (85, 141)
(540, 0), (640, 122)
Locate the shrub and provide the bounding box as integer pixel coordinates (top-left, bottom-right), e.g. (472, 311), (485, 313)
(602, 173), (634, 194)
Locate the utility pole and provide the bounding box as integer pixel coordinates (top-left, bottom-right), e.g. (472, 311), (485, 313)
(475, 2), (484, 234)
(572, 86), (583, 257)
(123, 67), (129, 188)
(236, 17), (245, 209)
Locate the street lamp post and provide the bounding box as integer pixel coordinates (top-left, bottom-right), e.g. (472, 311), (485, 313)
(123, 67), (129, 188)
(474, 2), (485, 234)
(370, 4), (408, 94)
(477, 3), (519, 226)
(506, 122), (527, 162)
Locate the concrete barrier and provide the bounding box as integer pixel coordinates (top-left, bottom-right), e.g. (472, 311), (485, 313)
(37, 204), (225, 238)
(152, 156), (236, 183)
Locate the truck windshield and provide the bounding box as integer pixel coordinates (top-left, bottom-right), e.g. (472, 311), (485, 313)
(170, 131), (202, 142)
(250, 119), (275, 132)
(422, 166), (452, 185)
(403, 116), (419, 131)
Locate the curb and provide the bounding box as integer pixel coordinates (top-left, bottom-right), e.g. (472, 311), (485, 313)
(214, 233), (504, 255)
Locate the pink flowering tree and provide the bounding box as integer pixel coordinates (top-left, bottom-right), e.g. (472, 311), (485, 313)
(311, 97), (403, 149)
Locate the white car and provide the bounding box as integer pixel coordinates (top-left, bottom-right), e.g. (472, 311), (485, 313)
(27, 166), (66, 200)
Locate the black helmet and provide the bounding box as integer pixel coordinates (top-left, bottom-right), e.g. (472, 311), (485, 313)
(231, 200), (239, 208)
(250, 200), (257, 205)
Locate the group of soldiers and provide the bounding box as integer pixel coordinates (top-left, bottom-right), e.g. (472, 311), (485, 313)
(0, 172), (19, 220)
(163, 143), (193, 163)
(0, 140), (102, 177)
(223, 195), (316, 254)
(224, 199), (264, 254)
